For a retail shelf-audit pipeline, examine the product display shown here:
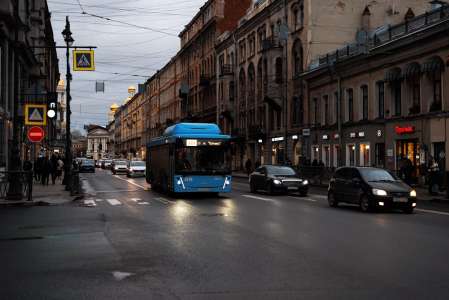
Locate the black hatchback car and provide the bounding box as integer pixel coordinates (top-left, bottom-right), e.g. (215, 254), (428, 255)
(249, 165), (309, 196)
(328, 167), (417, 213)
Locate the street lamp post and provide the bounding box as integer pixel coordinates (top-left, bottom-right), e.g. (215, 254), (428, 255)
(62, 16), (74, 191)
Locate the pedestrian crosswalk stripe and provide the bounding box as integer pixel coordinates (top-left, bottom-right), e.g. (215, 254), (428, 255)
(242, 194), (276, 202)
(130, 198), (142, 202)
(84, 200), (96, 207)
(107, 199), (122, 206)
(95, 199), (103, 202)
(138, 202), (150, 205)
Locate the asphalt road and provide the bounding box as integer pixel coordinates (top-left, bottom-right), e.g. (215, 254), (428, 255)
(1, 168), (449, 299)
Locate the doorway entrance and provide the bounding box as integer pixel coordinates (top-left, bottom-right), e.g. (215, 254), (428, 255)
(396, 139), (420, 183)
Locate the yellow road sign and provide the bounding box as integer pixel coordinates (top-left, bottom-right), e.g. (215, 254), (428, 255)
(73, 49), (95, 71)
(25, 104), (47, 126)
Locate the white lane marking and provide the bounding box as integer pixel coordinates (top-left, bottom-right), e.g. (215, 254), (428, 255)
(83, 200), (96, 207)
(138, 202), (150, 205)
(106, 199), (122, 206)
(130, 198), (142, 202)
(416, 208), (449, 216)
(242, 194), (276, 202)
(153, 197), (175, 205)
(95, 199), (103, 202)
(112, 271), (134, 281)
(113, 175), (147, 189)
(311, 194), (327, 200)
(288, 196), (317, 202)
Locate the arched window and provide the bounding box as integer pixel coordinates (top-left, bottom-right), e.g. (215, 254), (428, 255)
(292, 39), (303, 77)
(239, 68), (246, 107)
(275, 57), (283, 84)
(248, 63), (255, 106)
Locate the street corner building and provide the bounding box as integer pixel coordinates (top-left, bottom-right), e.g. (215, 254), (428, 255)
(0, 0), (60, 172)
(301, 5), (449, 185)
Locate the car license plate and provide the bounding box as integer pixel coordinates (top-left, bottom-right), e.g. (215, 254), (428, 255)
(393, 197), (408, 203)
(287, 186), (298, 190)
(198, 188), (210, 192)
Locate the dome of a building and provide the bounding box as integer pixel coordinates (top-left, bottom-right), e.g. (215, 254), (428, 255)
(128, 86), (136, 93)
(110, 103), (119, 110)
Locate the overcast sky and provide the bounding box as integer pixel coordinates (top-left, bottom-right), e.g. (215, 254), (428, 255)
(48, 0), (207, 132)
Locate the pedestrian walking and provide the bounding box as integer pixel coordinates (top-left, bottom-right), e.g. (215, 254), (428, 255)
(50, 155), (58, 185)
(34, 157), (42, 182)
(41, 157), (51, 186)
(427, 157), (440, 195)
(56, 157), (64, 183)
(245, 158), (252, 176)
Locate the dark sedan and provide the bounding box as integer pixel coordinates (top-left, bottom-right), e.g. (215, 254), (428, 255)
(79, 159), (95, 173)
(328, 167), (417, 213)
(249, 165), (309, 196)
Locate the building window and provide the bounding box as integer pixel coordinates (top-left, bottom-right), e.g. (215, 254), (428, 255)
(361, 85), (368, 120)
(323, 145), (331, 167)
(347, 89), (353, 122)
(334, 91), (339, 124)
(377, 82), (384, 118)
(323, 95), (329, 126)
(392, 81), (402, 116)
(275, 57), (283, 84)
(313, 98), (319, 126)
(359, 143), (370, 167)
(292, 39), (303, 77)
(375, 143), (385, 168)
(431, 72), (442, 111)
(346, 144), (356, 166)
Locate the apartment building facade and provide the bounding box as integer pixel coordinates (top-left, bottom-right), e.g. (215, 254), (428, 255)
(216, 0), (430, 169)
(0, 0), (59, 170)
(302, 5), (449, 184)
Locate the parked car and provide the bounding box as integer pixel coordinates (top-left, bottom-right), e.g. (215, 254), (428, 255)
(111, 160), (128, 174)
(79, 159), (95, 173)
(126, 160), (146, 177)
(101, 159), (112, 169)
(327, 167), (417, 213)
(249, 165), (309, 196)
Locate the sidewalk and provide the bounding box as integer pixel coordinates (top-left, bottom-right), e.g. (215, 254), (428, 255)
(0, 179), (81, 207)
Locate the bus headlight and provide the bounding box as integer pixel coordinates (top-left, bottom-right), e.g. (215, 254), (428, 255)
(176, 177), (186, 189)
(223, 177), (231, 189)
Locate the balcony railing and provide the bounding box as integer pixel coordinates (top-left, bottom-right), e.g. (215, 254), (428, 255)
(220, 64), (233, 76)
(261, 36), (281, 52)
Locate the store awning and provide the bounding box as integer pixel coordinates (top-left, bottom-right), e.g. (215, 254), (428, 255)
(422, 56), (445, 73)
(384, 67), (402, 82)
(404, 62), (421, 79)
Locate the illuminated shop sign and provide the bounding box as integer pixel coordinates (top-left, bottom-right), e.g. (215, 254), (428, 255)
(322, 135), (329, 140)
(272, 137), (284, 142)
(395, 126), (415, 135)
(350, 132), (357, 138)
(358, 132), (365, 137)
(292, 135), (299, 140)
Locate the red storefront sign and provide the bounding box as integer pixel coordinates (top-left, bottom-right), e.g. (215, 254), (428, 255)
(395, 126), (415, 135)
(27, 126), (45, 142)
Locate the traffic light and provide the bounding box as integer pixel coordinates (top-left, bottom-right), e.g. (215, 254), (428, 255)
(47, 92), (57, 119)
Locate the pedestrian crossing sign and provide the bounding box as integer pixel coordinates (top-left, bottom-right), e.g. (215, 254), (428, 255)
(25, 104), (47, 126)
(73, 49), (95, 71)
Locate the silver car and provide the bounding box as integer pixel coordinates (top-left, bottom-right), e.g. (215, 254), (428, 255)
(126, 160), (146, 177)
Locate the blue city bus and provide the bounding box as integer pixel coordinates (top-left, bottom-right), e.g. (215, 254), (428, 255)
(146, 123), (232, 193)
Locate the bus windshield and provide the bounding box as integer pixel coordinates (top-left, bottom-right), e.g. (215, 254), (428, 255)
(175, 146), (231, 175)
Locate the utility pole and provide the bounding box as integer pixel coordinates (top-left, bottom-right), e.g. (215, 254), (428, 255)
(62, 16), (74, 191)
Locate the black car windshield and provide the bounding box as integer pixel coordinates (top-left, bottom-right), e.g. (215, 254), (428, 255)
(175, 146), (231, 175)
(266, 166), (296, 176)
(131, 161), (145, 167)
(359, 169), (397, 182)
(115, 161), (127, 166)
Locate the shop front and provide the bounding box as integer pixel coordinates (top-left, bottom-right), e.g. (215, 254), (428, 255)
(271, 136), (285, 164)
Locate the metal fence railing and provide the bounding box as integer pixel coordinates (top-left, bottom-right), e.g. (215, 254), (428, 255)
(0, 171), (33, 201)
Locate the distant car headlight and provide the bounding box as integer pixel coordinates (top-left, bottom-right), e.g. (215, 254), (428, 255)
(302, 180), (309, 185)
(372, 188), (387, 196)
(273, 179), (282, 185)
(410, 190), (417, 197)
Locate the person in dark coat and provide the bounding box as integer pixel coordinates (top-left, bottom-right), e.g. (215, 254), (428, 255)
(41, 157), (51, 186)
(34, 157), (42, 182)
(50, 155), (58, 185)
(245, 158), (252, 176)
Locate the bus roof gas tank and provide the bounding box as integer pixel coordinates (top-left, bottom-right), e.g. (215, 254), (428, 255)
(163, 123), (227, 138)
